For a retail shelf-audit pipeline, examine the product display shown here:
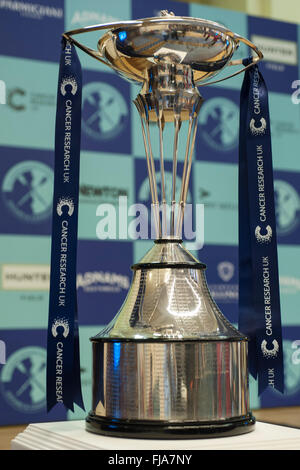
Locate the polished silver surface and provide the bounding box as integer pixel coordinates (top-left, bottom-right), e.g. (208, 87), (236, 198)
(134, 62), (203, 239)
(92, 340), (249, 422)
(97, 242), (244, 341)
(63, 11), (263, 86)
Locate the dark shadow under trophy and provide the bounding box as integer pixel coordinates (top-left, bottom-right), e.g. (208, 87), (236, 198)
(64, 11), (263, 439)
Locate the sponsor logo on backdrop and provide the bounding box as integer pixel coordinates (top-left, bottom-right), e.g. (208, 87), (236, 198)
(271, 113), (300, 136)
(0, 264), (133, 295)
(197, 186), (237, 211)
(80, 184), (128, 205)
(0, 346), (46, 412)
(1, 264), (50, 290)
(0, 1), (63, 20)
(198, 97), (239, 151)
(7, 87), (55, 111)
(1, 161), (53, 223)
(82, 82), (128, 141)
(250, 35), (298, 66)
(209, 261), (238, 304)
(77, 270), (130, 293)
(70, 10), (119, 26)
(217, 261), (234, 283)
(280, 275), (300, 294)
(274, 180), (300, 235)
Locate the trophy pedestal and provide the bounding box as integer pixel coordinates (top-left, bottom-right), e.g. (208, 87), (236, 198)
(87, 337), (254, 439)
(87, 242), (254, 439)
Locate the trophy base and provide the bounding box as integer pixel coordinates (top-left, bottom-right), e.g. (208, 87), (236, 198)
(85, 413), (256, 440)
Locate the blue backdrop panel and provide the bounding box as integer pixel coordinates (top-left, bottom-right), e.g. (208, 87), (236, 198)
(0, 0), (64, 62)
(0, 329), (67, 425)
(0, 146), (53, 235)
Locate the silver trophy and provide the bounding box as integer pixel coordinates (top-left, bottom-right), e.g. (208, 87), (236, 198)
(64, 11), (263, 438)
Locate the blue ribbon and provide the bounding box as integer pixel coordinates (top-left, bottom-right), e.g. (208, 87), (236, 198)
(238, 59), (284, 395)
(47, 39), (84, 412)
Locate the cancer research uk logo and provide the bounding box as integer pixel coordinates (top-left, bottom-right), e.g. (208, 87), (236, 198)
(250, 117), (267, 136)
(1, 160), (53, 224)
(51, 319), (70, 339)
(56, 197), (74, 217)
(0, 346), (46, 413)
(60, 76), (78, 97)
(261, 339), (280, 359)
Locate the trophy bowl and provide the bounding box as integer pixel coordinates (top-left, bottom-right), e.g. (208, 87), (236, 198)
(64, 10), (262, 439)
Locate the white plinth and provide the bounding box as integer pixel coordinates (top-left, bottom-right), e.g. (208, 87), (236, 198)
(11, 420), (300, 450)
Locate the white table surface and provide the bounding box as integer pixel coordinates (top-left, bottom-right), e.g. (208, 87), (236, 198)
(11, 419), (300, 450)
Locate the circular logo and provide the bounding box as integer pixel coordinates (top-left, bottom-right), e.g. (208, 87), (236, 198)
(269, 340), (300, 397)
(274, 180), (300, 236)
(2, 161), (53, 223)
(0, 346), (46, 413)
(217, 261), (235, 282)
(82, 82), (128, 141)
(198, 97), (239, 151)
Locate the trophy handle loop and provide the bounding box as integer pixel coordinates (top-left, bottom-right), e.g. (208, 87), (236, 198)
(62, 21), (142, 71)
(198, 33), (263, 87)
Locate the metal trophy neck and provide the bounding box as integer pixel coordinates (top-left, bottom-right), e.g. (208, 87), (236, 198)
(94, 240), (245, 342)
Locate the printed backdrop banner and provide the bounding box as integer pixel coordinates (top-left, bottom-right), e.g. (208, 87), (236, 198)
(1, 0), (300, 425)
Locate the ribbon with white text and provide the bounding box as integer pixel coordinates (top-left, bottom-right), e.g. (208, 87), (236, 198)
(238, 59), (284, 395)
(47, 39), (84, 412)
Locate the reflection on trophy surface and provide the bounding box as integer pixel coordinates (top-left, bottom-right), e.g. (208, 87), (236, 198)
(64, 10), (263, 438)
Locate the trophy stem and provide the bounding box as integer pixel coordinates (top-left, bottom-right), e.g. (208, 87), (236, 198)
(134, 63), (204, 240)
(136, 100), (161, 239)
(176, 113), (199, 237)
(157, 116), (167, 237)
(171, 114), (181, 236)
